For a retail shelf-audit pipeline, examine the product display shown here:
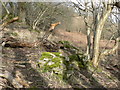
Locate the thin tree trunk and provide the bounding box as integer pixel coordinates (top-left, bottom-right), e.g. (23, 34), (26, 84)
(86, 27), (91, 60)
(118, 9), (120, 56)
(32, 8), (48, 30)
(0, 1), (9, 20)
(84, 1), (91, 60)
(0, 1), (9, 15)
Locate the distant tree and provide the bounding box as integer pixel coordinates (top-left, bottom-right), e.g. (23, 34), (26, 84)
(25, 2), (74, 31)
(17, 2), (26, 22)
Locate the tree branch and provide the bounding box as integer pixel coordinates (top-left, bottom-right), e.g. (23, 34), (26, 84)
(100, 37), (119, 57)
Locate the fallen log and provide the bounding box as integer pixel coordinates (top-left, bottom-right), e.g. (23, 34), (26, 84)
(1, 36), (38, 48)
(0, 17), (19, 27)
(4, 42), (34, 48)
(2, 37), (59, 48)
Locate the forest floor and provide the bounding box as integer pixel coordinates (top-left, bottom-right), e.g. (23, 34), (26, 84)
(1, 23), (120, 89)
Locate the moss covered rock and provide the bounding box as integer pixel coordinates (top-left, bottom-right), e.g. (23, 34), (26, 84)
(37, 41), (88, 80)
(38, 52), (64, 76)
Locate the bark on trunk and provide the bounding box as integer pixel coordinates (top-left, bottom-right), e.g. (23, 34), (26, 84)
(86, 26), (91, 60)
(17, 2), (26, 22)
(92, 6), (112, 67)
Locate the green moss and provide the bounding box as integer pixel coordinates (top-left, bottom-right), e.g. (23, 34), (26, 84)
(68, 54), (87, 69)
(28, 27), (41, 33)
(87, 62), (95, 71)
(58, 40), (79, 50)
(38, 41), (89, 81)
(96, 67), (102, 72)
(28, 86), (38, 90)
(38, 52), (64, 74)
(69, 54), (78, 60)
(87, 62), (103, 73)
(10, 32), (18, 36)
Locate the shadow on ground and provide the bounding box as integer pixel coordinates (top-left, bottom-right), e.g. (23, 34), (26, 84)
(11, 47), (49, 88)
(63, 61), (107, 89)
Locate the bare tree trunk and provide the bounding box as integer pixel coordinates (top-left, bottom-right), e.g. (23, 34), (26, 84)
(17, 2), (26, 22)
(86, 27), (91, 60)
(92, 5), (113, 67)
(91, 1), (98, 60)
(84, 1), (91, 60)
